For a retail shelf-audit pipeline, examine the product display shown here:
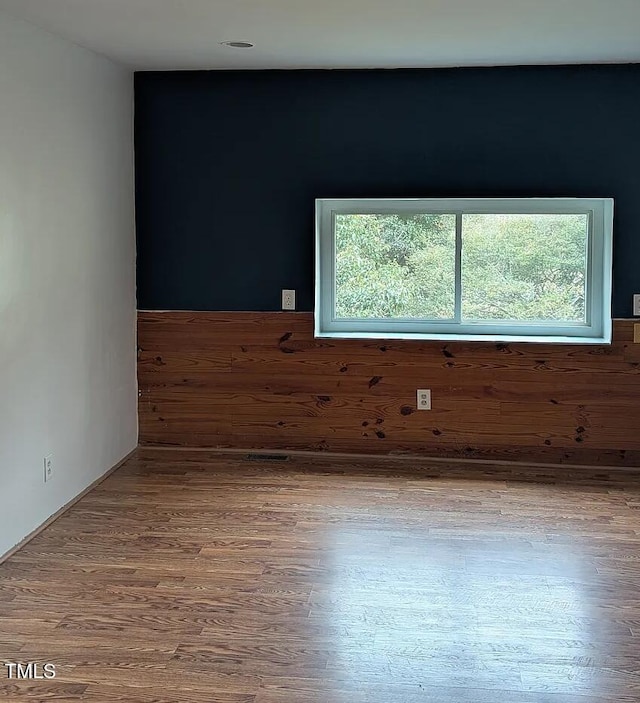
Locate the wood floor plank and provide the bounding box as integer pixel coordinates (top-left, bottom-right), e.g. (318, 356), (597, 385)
(1, 449), (640, 701)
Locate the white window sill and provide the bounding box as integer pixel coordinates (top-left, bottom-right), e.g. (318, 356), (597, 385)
(315, 331), (611, 345)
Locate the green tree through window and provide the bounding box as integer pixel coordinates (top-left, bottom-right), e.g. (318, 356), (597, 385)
(335, 213), (587, 322)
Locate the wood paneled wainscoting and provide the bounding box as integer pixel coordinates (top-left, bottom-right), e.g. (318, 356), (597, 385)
(137, 312), (640, 467)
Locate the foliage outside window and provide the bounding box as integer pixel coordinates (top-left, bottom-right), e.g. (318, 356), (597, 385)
(315, 198), (613, 344)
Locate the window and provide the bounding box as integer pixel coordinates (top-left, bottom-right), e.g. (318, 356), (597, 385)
(315, 198), (613, 344)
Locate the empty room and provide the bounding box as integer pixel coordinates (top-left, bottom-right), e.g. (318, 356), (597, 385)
(1, 1), (640, 701)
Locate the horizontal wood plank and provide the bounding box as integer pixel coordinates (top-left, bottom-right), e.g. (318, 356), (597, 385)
(138, 312), (640, 466)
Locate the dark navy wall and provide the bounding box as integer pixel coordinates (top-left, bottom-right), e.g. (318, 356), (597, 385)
(135, 66), (640, 315)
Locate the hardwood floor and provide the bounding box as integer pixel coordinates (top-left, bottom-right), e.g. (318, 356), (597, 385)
(1, 449), (640, 702)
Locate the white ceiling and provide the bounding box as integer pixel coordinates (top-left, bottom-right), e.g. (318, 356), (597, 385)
(1, 0), (640, 70)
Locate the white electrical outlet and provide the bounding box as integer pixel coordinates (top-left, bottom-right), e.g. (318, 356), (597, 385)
(44, 455), (53, 483)
(634, 294), (640, 317)
(282, 289), (296, 311)
(417, 389), (431, 410)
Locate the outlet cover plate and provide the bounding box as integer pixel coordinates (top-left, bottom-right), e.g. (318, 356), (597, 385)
(44, 455), (53, 483)
(282, 289), (296, 311)
(417, 389), (432, 410)
(634, 294), (640, 316)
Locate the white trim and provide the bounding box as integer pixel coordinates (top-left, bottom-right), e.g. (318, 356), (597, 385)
(317, 331), (610, 345)
(454, 212), (462, 323)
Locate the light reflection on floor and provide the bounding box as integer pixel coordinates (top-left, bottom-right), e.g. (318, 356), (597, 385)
(319, 502), (602, 698)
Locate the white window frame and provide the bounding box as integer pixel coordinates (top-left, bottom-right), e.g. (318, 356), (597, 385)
(315, 197), (614, 344)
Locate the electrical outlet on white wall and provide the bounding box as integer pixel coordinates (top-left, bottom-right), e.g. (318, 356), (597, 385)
(282, 289), (296, 310)
(43, 455), (53, 483)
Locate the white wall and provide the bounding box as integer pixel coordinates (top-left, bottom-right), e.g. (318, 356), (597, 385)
(0, 11), (137, 557)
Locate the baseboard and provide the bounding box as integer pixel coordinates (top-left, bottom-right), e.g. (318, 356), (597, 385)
(0, 448), (137, 565)
(138, 445), (640, 475)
